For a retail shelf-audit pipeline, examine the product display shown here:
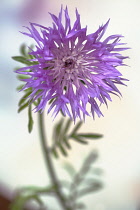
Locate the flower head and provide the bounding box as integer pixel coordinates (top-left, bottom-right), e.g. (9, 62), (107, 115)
(16, 7), (129, 121)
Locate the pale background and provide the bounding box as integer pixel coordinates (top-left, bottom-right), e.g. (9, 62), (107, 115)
(0, 0), (140, 209)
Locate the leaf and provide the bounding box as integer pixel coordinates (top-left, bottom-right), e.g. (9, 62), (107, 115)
(59, 144), (68, 156)
(63, 136), (71, 149)
(77, 133), (103, 139)
(30, 44), (35, 49)
(69, 152), (98, 188)
(18, 91), (32, 106)
(28, 105), (34, 133)
(28, 54), (35, 60)
(16, 84), (24, 91)
(14, 66), (23, 71)
(60, 109), (66, 117)
(10, 194), (44, 210)
(12, 56), (32, 65)
(53, 118), (64, 141)
(83, 178), (102, 186)
(10, 185), (57, 210)
(51, 118), (102, 158)
(51, 118), (72, 158)
(17, 75), (30, 80)
(63, 162), (76, 177)
(49, 98), (55, 104)
(64, 119), (72, 134)
(81, 152), (98, 170)
(67, 151), (103, 206)
(52, 148), (59, 158)
(77, 182), (103, 197)
(33, 100), (39, 106)
(18, 101), (29, 113)
(71, 121), (83, 135)
(20, 185), (57, 195)
(71, 134), (88, 144)
(92, 168), (103, 176)
(20, 43), (27, 56)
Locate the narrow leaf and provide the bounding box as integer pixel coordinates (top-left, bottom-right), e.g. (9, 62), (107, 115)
(53, 118), (64, 141)
(18, 91), (32, 106)
(20, 185), (56, 194)
(17, 75), (30, 80)
(60, 109), (66, 117)
(71, 121), (83, 135)
(33, 101), (39, 106)
(16, 84), (24, 91)
(56, 119), (64, 135)
(71, 135), (88, 144)
(63, 162), (76, 177)
(78, 133), (103, 139)
(18, 101), (29, 113)
(63, 136), (71, 149)
(64, 119), (72, 134)
(12, 56), (32, 65)
(28, 54), (35, 59)
(52, 148), (59, 158)
(59, 144), (68, 156)
(91, 168), (103, 175)
(28, 105), (34, 133)
(20, 43), (27, 56)
(77, 182), (103, 197)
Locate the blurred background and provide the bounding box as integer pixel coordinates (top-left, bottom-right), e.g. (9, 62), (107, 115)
(0, 0), (140, 209)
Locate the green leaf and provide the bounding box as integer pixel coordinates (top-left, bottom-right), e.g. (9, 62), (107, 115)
(18, 101), (29, 113)
(52, 148), (59, 158)
(11, 185), (58, 210)
(18, 91), (32, 106)
(16, 84), (24, 91)
(71, 134), (88, 144)
(77, 182), (103, 197)
(20, 185), (57, 195)
(24, 87), (32, 92)
(51, 118), (73, 158)
(63, 136), (71, 149)
(59, 144), (68, 157)
(12, 56), (32, 65)
(14, 66), (23, 71)
(71, 121), (83, 135)
(82, 152), (98, 168)
(20, 43), (27, 56)
(92, 168), (103, 175)
(10, 194), (44, 210)
(53, 118), (64, 141)
(30, 44), (35, 49)
(77, 133), (103, 139)
(64, 119), (72, 134)
(60, 109), (66, 117)
(63, 162), (76, 177)
(28, 54), (34, 60)
(49, 98), (55, 104)
(28, 105), (34, 133)
(17, 75), (30, 80)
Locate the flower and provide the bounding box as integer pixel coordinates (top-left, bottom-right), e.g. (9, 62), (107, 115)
(16, 6), (129, 121)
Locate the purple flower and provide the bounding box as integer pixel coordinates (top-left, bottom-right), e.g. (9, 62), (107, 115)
(16, 7), (129, 121)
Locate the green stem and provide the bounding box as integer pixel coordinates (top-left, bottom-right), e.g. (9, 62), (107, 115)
(38, 113), (72, 210)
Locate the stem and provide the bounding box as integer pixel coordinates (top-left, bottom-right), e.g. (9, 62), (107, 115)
(38, 113), (72, 210)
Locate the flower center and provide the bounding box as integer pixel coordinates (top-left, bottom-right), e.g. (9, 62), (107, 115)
(64, 58), (75, 69)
